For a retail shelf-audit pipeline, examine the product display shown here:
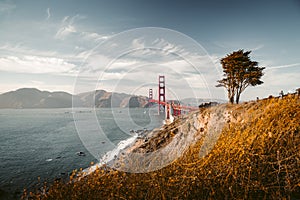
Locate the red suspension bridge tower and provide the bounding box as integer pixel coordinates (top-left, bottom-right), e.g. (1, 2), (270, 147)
(148, 88), (153, 100)
(148, 75), (198, 123)
(158, 75), (166, 113)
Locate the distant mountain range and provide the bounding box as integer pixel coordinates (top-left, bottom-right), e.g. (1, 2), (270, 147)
(0, 88), (149, 109)
(0, 88), (226, 109)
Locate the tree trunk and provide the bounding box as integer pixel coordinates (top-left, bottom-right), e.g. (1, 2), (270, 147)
(235, 94), (240, 104)
(228, 87), (235, 104)
(230, 96), (234, 104)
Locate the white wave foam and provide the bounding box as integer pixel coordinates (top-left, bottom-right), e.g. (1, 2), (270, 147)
(82, 134), (138, 175)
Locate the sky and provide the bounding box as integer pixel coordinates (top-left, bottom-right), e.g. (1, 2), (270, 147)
(0, 0), (299, 101)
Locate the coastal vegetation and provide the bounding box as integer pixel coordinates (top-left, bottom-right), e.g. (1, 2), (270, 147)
(24, 94), (300, 199)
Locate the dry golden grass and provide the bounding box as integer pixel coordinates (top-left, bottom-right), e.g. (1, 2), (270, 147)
(24, 95), (300, 199)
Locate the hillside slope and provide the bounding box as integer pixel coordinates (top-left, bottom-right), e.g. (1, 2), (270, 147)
(26, 94), (300, 199)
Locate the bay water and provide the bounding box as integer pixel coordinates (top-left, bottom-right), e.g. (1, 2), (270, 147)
(0, 108), (163, 199)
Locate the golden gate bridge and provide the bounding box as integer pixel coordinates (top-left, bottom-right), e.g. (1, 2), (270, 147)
(148, 75), (198, 123)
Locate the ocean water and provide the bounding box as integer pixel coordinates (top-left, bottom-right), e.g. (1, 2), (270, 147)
(0, 108), (163, 199)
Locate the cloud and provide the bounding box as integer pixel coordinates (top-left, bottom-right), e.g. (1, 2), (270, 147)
(55, 15), (85, 40)
(0, 43), (100, 66)
(0, 43), (58, 57)
(132, 38), (145, 49)
(252, 44), (264, 51)
(75, 49), (93, 60)
(266, 63), (300, 70)
(54, 14), (111, 43)
(55, 25), (77, 39)
(129, 38), (187, 57)
(46, 8), (51, 20)
(152, 38), (186, 55)
(0, 55), (77, 75)
(80, 32), (111, 42)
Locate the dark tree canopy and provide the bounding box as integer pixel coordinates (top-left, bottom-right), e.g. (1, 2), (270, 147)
(217, 49), (265, 104)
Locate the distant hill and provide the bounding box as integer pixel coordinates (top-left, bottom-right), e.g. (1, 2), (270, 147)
(0, 88), (72, 108)
(0, 88), (149, 108)
(76, 90), (148, 108)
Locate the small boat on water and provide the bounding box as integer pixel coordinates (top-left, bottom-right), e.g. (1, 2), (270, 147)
(76, 151), (86, 156)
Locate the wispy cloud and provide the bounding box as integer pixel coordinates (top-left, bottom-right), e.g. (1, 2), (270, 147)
(0, 55), (77, 75)
(152, 38), (185, 56)
(54, 14), (111, 43)
(266, 63), (300, 70)
(0, 43), (57, 57)
(55, 25), (77, 40)
(55, 15), (85, 40)
(80, 32), (111, 42)
(252, 44), (264, 51)
(46, 8), (51, 20)
(0, 43), (97, 64)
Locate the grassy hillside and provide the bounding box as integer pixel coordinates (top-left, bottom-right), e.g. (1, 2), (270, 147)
(25, 94), (300, 199)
